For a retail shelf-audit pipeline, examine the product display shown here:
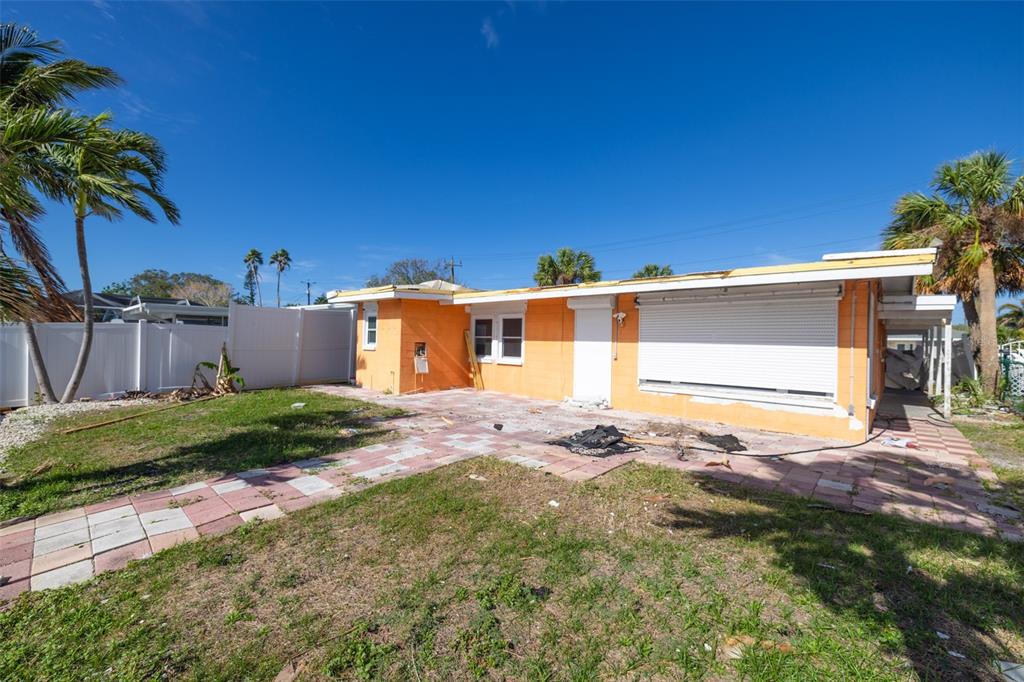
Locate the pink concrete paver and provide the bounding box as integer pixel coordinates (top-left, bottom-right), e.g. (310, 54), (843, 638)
(3, 385), (1020, 604)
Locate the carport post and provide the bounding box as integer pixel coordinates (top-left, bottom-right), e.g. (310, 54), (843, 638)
(943, 320), (952, 420)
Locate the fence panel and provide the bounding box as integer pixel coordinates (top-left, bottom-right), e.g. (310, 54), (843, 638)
(298, 307), (355, 384)
(0, 305), (354, 407)
(144, 323), (226, 392)
(0, 327), (28, 408)
(228, 305), (302, 389)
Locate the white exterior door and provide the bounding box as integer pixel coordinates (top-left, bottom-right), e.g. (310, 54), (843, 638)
(571, 298), (613, 402)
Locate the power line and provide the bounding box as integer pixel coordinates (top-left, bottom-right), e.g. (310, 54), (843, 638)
(454, 178), (919, 262)
(300, 279), (317, 305)
(443, 256), (463, 283)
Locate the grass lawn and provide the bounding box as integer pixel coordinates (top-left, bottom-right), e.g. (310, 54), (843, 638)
(956, 415), (1024, 518)
(0, 389), (402, 521)
(2, 460), (1021, 680)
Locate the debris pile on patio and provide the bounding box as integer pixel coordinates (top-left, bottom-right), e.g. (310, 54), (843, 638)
(550, 425), (643, 457)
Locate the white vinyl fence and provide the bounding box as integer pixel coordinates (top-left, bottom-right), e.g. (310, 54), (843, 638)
(0, 303), (355, 408)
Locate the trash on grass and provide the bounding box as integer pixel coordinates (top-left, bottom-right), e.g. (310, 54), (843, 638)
(468, 474), (488, 482)
(548, 500), (560, 508)
(290, 402), (306, 409)
(936, 631), (950, 640)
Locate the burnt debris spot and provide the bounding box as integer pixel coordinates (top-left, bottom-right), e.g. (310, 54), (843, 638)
(550, 425), (643, 458)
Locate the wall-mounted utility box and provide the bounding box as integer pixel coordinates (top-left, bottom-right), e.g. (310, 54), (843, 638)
(414, 342), (429, 374)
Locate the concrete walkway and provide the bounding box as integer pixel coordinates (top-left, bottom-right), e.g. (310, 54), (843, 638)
(2, 386), (1020, 603)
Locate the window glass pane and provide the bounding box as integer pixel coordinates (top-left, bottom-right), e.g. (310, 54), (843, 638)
(474, 318), (493, 336)
(474, 338), (491, 356)
(502, 318), (522, 338)
(366, 329), (377, 344)
(502, 339), (522, 358)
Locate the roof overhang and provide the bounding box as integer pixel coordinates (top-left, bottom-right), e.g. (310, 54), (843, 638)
(454, 254), (935, 306)
(327, 288), (457, 304)
(326, 249), (937, 306)
(878, 294), (956, 331)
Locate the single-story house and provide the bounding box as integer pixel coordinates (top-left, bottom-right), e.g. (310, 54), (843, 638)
(327, 248), (956, 443)
(66, 291), (229, 326)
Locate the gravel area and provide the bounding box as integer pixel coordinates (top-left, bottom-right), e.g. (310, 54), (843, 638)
(0, 399), (157, 467)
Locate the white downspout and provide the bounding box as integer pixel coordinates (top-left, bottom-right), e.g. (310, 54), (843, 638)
(848, 288), (857, 417)
(943, 319), (952, 420)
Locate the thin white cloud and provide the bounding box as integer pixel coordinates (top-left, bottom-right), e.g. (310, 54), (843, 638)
(91, 0), (116, 21)
(481, 17), (499, 49)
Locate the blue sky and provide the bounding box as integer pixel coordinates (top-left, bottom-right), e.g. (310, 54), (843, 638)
(5, 1), (1023, 307)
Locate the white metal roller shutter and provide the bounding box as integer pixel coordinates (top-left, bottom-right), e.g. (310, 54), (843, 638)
(637, 295), (838, 396)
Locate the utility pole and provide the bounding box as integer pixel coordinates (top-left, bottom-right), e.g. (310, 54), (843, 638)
(443, 256), (463, 284)
(301, 280), (317, 305)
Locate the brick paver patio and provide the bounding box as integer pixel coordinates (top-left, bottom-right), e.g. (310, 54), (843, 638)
(1, 386), (1020, 603)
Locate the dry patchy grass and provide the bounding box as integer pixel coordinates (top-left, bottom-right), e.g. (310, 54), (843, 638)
(2, 460), (1022, 681)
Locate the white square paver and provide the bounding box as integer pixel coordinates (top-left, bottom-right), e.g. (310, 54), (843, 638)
(35, 516), (87, 540)
(386, 451), (417, 462)
(87, 505), (136, 527)
(503, 455), (547, 469)
(287, 475), (334, 496)
(330, 457), (357, 467)
(355, 463), (408, 480)
(239, 505), (285, 522)
(211, 479), (250, 494)
(34, 528), (90, 557)
(91, 517), (147, 554)
(139, 508), (193, 537)
(362, 444), (390, 453)
(31, 559), (94, 591)
(436, 453), (474, 465)
(169, 481), (208, 495)
(237, 469), (270, 479)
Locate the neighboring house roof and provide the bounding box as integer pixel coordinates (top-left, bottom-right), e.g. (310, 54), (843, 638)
(121, 301), (229, 320)
(327, 249), (938, 304)
(65, 290), (215, 308)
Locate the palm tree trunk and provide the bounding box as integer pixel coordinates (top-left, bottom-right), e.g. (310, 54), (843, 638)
(61, 213), (93, 403)
(276, 271), (282, 308)
(962, 294), (982, 371)
(975, 250), (1000, 395)
(24, 319), (58, 403)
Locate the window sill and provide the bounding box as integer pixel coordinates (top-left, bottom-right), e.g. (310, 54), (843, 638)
(363, 345), (376, 351)
(496, 358), (523, 366)
(638, 381), (834, 410)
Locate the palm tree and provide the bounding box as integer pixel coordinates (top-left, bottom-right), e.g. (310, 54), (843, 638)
(882, 152), (1024, 394)
(1000, 300), (1024, 330)
(49, 113), (180, 402)
(533, 247), (601, 286)
(269, 248), (291, 307)
(1, 23), (121, 402)
(632, 263), (674, 279)
(243, 248), (264, 306)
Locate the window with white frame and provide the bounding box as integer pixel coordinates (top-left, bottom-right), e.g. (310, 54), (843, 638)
(499, 316), (523, 362)
(363, 303), (378, 350)
(473, 318), (493, 359)
(473, 315), (523, 363)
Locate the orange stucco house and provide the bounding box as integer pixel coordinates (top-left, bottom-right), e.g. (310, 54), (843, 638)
(328, 249), (954, 443)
